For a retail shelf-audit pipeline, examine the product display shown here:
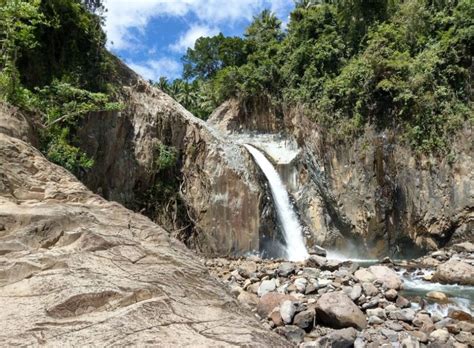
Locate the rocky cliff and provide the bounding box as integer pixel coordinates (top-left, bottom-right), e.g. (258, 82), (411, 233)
(70, 67), (280, 257)
(0, 105), (287, 346)
(209, 98), (473, 257)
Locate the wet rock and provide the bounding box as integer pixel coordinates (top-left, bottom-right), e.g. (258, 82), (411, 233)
(427, 291), (448, 302)
(385, 289), (398, 301)
(388, 308), (416, 322)
(293, 309), (316, 331)
(449, 310), (472, 322)
(316, 292), (367, 330)
(368, 265), (402, 290)
(275, 325), (306, 344)
(307, 255), (327, 268)
(278, 262), (296, 277)
(309, 245), (327, 257)
(258, 279), (277, 297)
(313, 327), (358, 348)
(257, 293), (295, 318)
(432, 260), (474, 286)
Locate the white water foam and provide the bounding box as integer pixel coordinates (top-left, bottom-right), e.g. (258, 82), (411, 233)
(244, 144), (309, 262)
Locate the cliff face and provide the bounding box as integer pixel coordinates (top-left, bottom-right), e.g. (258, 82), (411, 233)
(0, 105), (287, 346)
(75, 77), (276, 257)
(209, 99), (473, 257)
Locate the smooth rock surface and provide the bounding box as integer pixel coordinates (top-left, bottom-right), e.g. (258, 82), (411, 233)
(316, 292), (367, 330)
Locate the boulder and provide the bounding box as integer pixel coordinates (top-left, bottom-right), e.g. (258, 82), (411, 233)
(368, 265), (403, 290)
(280, 300), (299, 324)
(258, 279), (277, 297)
(278, 262), (296, 277)
(385, 289), (398, 301)
(426, 291), (448, 302)
(316, 292), (367, 330)
(0, 128), (287, 347)
(313, 328), (358, 348)
(362, 282), (379, 297)
(354, 268), (376, 283)
(257, 293), (295, 318)
(388, 309), (416, 322)
(294, 278), (308, 293)
(432, 260), (474, 285)
(349, 285), (362, 301)
(293, 309), (315, 331)
(429, 329), (450, 343)
(275, 325), (306, 344)
(237, 291), (259, 308)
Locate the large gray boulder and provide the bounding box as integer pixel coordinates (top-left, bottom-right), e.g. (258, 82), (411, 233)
(316, 292), (367, 330)
(368, 265), (403, 290)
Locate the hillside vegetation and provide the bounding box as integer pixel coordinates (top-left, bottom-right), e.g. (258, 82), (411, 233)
(160, 0), (473, 153)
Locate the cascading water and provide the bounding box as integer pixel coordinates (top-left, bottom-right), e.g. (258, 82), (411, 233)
(243, 144), (309, 262)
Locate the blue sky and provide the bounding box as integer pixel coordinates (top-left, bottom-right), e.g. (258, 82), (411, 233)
(102, 0), (295, 81)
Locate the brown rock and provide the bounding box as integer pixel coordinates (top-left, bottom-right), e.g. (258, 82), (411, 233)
(432, 260), (474, 285)
(237, 291), (259, 308)
(427, 291), (448, 302)
(257, 293), (295, 318)
(316, 292), (367, 330)
(269, 308), (284, 327)
(449, 310), (472, 322)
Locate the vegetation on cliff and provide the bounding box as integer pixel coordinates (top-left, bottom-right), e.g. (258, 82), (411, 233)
(162, 0), (473, 153)
(0, 0), (120, 173)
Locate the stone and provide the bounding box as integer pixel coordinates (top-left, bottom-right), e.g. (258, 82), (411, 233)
(432, 260), (474, 285)
(350, 285), (362, 301)
(368, 265), (403, 290)
(430, 329), (450, 343)
(269, 307), (284, 326)
(258, 279), (276, 297)
(309, 245), (327, 257)
(388, 308), (416, 322)
(427, 291), (448, 302)
(247, 282), (261, 294)
(316, 292), (367, 330)
(294, 309), (315, 331)
(238, 261), (258, 277)
(280, 300), (299, 324)
(362, 282), (379, 297)
(275, 325), (306, 344)
(385, 289), (398, 301)
(278, 262), (296, 277)
(305, 282), (318, 295)
(367, 308), (386, 319)
(455, 332), (474, 345)
(413, 313), (433, 328)
(0, 127), (287, 347)
(307, 255), (327, 268)
(368, 316), (384, 325)
(302, 267), (320, 278)
(294, 278), (308, 293)
(313, 327), (358, 348)
(237, 291), (258, 308)
(354, 268), (376, 283)
(396, 295), (411, 308)
(449, 310), (472, 321)
(257, 293), (295, 318)
(453, 242), (474, 253)
(401, 336), (421, 348)
(411, 331), (429, 343)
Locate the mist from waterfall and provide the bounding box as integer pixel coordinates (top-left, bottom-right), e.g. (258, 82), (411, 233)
(244, 144), (309, 262)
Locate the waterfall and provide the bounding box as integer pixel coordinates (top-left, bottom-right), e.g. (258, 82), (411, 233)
(244, 144), (309, 262)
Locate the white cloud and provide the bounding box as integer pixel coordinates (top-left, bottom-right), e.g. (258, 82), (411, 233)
(103, 0), (293, 50)
(127, 58), (181, 81)
(169, 24), (219, 52)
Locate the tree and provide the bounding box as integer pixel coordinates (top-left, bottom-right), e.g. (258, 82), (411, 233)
(182, 33), (246, 80)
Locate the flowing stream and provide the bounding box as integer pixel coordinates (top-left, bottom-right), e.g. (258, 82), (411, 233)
(244, 144), (309, 261)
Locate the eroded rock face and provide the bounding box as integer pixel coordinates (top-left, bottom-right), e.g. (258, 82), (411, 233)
(74, 76), (277, 257)
(0, 126), (287, 346)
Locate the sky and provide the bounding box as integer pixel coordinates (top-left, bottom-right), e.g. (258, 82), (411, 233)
(102, 0), (295, 81)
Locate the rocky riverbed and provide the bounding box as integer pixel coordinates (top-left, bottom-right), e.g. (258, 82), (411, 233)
(204, 242), (474, 347)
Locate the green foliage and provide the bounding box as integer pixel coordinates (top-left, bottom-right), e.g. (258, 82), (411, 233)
(0, 0), (120, 174)
(162, 0), (472, 154)
(154, 143), (178, 172)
